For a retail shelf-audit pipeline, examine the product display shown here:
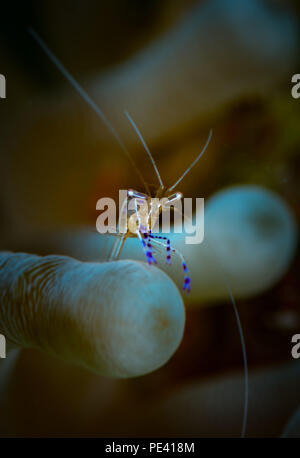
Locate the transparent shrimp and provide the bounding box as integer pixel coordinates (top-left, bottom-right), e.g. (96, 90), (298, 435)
(28, 28), (248, 437)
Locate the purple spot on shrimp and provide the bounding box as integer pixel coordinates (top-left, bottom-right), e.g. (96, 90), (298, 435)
(146, 251), (157, 265)
(183, 277), (191, 293)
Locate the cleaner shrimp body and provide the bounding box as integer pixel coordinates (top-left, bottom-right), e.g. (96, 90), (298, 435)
(122, 187), (191, 292)
(108, 109), (212, 294)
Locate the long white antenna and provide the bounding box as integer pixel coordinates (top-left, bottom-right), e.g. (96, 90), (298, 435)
(207, 241), (248, 438)
(28, 27), (150, 194)
(124, 110), (164, 189)
(168, 128), (213, 191)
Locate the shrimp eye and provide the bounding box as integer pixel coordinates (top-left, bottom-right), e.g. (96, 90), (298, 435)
(164, 192), (183, 205)
(127, 189), (148, 200)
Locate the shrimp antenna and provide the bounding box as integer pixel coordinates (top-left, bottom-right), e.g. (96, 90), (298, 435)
(227, 285), (248, 438)
(124, 111), (164, 189)
(28, 27), (150, 195)
(168, 128), (213, 192)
